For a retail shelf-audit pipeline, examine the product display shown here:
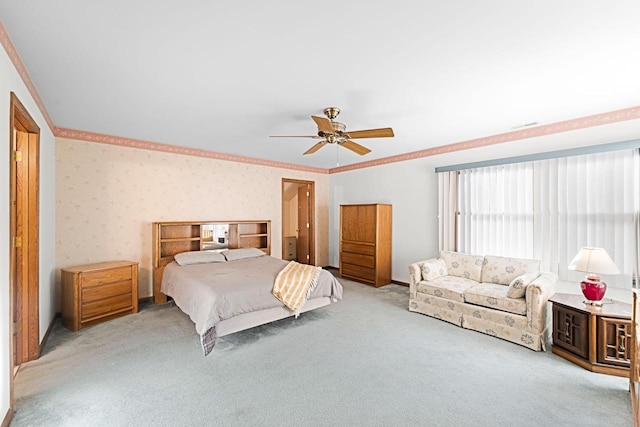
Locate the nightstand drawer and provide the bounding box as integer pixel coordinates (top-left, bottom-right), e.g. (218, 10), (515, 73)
(82, 266), (132, 286)
(82, 280), (133, 303)
(82, 293), (133, 321)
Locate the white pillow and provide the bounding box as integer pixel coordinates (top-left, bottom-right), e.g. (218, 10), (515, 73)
(222, 248), (266, 261)
(420, 258), (448, 281)
(174, 251), (226, 266)
(506, 272), (539, 298)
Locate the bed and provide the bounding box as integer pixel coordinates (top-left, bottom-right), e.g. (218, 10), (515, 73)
(152, 220), (343, 355)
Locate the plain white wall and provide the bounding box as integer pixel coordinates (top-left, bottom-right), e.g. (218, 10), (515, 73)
(0, 44), (56, 421)
(329, 158), (439, 281)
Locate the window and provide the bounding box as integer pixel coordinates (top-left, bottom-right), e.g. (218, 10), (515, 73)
(458, 162), (534, 259)
(443, 149), (639, 288)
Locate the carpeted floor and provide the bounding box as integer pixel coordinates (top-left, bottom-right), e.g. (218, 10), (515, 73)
(11, 277), (633, 427)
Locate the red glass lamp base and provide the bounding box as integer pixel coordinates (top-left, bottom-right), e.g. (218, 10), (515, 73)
(580, 275), (607, 306)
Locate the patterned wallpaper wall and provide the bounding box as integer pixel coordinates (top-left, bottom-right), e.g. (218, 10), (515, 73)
(55, 138), (330, 300)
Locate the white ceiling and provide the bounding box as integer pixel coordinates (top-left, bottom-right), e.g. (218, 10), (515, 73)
(1, 1), (639, 169)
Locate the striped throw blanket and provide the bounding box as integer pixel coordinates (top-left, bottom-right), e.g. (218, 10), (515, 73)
(272, 261), (321, 314)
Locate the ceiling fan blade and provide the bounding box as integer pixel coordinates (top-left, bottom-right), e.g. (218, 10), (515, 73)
(311, 116), (335, 134)
(340, 140), (371, 155)
(346, 128), (394, 139)
(269, 135), (321, 138)
(304, 141), (327, 155)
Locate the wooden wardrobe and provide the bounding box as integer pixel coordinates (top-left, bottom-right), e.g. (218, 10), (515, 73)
(339, 204), (392, 287)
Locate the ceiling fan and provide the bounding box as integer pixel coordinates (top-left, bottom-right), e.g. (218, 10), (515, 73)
(270, 107), (394, 155)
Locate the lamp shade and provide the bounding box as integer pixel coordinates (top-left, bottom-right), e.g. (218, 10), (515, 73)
(568, 247), (620, 275)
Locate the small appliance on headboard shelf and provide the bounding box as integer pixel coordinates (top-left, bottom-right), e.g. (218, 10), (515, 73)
(152, 220), (271, 304)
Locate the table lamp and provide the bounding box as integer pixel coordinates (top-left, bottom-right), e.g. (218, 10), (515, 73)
(568, 247), (620, 306)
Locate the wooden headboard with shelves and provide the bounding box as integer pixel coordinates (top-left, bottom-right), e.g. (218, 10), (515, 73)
(152, 220), (271, 304)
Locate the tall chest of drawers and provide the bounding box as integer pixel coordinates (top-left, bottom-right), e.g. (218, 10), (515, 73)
(61, 260), (139, 331)
(339, 204), (392, 287)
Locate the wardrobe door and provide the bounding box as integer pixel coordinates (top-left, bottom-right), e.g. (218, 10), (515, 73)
(341, 205), (359, 241)
(356, 205), (377, 243)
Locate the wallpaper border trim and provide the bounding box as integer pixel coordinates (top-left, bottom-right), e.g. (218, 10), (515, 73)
(328, 106), (640, 173)
(54, 128), (329, 174)
(55, 106), (640, 175)
(0, 20), (55, 132)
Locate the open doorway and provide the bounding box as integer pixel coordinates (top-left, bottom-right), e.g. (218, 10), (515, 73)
(281, 179), (315, 265)
(9, 92), (41, 382)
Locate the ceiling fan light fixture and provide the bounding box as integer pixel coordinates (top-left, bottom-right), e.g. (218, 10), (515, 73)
(331, 121), (346, 133)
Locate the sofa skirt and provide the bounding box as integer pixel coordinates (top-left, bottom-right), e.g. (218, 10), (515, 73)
(410, 291), (463, 326)
(410, 292), (546, 351)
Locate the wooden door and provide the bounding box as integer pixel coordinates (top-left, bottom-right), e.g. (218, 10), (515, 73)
(297, 185), (310, 264)
(9, 93), (40, 372)
(13, 130), (27, 365)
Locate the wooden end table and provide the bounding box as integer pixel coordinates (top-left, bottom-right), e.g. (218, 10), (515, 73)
(550, 293), (632, 377)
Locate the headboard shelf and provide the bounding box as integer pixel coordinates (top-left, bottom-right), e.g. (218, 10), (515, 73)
(152, 220), (271, 304)
(160, 237), (201, 242)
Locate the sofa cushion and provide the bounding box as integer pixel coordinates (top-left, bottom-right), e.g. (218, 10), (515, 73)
(440, 251), (484, 282)
(506, 271), (540, 299)
(480, 255), (541, 285)
(420, 258), (448, 281)
(417, 276), (479, 303)
(463, 283), (527, 316)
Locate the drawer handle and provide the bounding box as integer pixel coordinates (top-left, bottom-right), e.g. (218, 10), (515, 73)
(565, 321), (570, 338)
(619, 331), (626, 352)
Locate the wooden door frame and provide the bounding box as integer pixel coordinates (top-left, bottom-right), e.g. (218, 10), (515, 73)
(9, 92), (40, 404)
(281, 179), (315, 265)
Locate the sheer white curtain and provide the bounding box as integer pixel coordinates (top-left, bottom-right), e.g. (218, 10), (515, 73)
(457, 162), (534, 258)
(448, 149), (639, 289)
(533, 150), (639, 288)
(438, 171), (458, 252)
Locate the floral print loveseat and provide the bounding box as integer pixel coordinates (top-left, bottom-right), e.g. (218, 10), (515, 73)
(409, 251), (558, 351)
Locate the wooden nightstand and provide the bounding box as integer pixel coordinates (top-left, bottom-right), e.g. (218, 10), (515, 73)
(550, 293), (632, 377)
(61, 261), (139, 331)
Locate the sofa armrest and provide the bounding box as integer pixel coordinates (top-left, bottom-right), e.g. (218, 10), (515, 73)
(525, 272), (558, 332)
(408, 262), (423, 296)
(409, 258), (447, 298)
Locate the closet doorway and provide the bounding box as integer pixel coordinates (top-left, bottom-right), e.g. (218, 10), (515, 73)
(281, 179), (315, 265)
(9, 92), (40, 377)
